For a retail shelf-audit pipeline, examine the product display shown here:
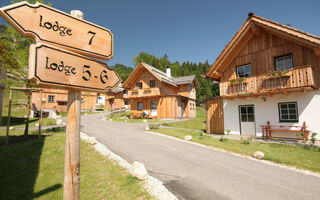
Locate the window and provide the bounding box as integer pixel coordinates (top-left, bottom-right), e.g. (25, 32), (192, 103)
(236, 64), (251, 78)
(278, 102), (298, 122)
(124, 100), (128, 105)
(137, 102), (143, 110)
(48, 95), (55, 103)
(123, 89), (128, 94)
(239, 105), (255, 122)
(150, 80), (156, 88)
(275, 54), (293, 71)
(136, 82), (142, 89)
(150, 101), (157, 110)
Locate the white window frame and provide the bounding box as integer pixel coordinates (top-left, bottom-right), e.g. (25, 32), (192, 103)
(278, 102), (298, 122)
(48, 95), (55, 103)
(236, 64), (252, 78)
(275, 54), (293, 71)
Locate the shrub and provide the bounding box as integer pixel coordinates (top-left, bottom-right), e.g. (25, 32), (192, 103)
(240, 136), (253, 145)
(198, 132), (204, 139)
(219, 136), (229, 142)
(225, 129), (231, 136)
(149, 123), (160, 130)
(311, 132), (317, 145)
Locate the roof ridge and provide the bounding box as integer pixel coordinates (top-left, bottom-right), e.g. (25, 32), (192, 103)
(252, 15), (320, 41)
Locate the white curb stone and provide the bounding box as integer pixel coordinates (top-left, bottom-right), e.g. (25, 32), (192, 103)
(184, 135), (192, 141)
(132, 161), (148, 180)
(80, 132), (177, 200)
(253, 151), (264, 159)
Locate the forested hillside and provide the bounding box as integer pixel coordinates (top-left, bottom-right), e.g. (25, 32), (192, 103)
(112, 52), (219, 104)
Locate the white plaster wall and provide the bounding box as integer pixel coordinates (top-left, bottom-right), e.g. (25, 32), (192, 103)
(223, 90), (320, 139)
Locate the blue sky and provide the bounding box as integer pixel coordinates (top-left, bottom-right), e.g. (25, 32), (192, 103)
(1, 0), (320, 68)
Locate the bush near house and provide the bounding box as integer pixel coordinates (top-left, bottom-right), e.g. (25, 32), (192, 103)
(152, 128), (320, 173)
(0, 128), (151, 200)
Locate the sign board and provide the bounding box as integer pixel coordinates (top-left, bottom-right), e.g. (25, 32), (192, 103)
(0, 1), (113, 60)
(28, 43), (121, 92)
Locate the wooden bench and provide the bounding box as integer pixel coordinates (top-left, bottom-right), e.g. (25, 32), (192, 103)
(260, 121), (310, 141)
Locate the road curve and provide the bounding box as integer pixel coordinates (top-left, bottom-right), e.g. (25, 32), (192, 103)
(80, 113), (320, 200)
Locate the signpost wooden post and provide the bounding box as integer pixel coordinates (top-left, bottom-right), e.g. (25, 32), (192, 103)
(0, 2), (120, 199)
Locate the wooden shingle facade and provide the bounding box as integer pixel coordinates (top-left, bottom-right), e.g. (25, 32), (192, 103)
(122, 62), (199, 118)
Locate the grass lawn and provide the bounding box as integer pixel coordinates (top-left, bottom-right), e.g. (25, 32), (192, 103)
(163, 106), (206, 130)
(107, 112), (163, 123)
(0, 128), (151, 200)
(152, 128), (320, 173)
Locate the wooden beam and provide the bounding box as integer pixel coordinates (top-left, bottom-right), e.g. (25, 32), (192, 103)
(24, 90), (31, 137)
(315, 48), (320, 56)
(38, 90), (43, 137)
(5, 89), (12, 146)
(0, 89), (4, 126)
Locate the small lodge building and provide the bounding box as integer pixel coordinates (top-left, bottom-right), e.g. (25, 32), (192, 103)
(104, 86), (125, 110)
(204, 13), (320, 140)
(122, 62), (199, 118)
(31, 88), (99, 113)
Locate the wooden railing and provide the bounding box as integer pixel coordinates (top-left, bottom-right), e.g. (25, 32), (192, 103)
(127, 88), (161, 98)
(220, 65), (315, 96)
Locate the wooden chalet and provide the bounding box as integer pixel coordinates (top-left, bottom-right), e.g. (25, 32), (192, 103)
(122, 62), (199, 118)
(31, 88), (99, 113)
(104, 86), (125, 110)
(204, 13), (320, 139)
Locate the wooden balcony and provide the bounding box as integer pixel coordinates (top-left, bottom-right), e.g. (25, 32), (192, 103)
(220, 65), (316, 97)
(127, 88), (161, 98)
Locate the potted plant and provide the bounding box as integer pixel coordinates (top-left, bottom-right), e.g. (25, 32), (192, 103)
(264, 69), (290, 79)
(230, 77), (246, 85)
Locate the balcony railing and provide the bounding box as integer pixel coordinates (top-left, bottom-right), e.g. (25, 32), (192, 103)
(127, 88), (161, 98)
(220, 65), (316, 97)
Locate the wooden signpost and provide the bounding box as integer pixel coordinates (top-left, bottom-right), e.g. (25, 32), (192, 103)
(28, 43), (121, 91)
(0, 1), (113, 60)
(1, 2), (121, 200)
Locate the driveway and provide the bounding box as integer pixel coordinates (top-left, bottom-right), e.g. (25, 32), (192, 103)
(80, 113), (320, 200)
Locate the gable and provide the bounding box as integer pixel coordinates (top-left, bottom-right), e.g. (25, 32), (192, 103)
(222, 28), (319, 81)
(127, 68), (161, 90)
(206, 14), (320, 80)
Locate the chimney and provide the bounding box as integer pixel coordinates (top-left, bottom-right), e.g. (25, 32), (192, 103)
(166, 66), (171, 78)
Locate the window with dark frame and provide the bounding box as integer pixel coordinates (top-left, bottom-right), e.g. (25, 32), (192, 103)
(150, 80), (156, 88)
(137, 102), (143, 110)
(275, 54), (293, 71)
(136, 82), (143, 89)
(236, 64), (252, 78)
(48, 95), (55, 103)
(278, 102), (298, 122)
(123, 89), (128, 94)
(239, 105), (254, 122)
(124, 100), (128, 106)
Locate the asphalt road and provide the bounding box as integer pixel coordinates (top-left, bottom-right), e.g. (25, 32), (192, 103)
(80, 113), (320, 200)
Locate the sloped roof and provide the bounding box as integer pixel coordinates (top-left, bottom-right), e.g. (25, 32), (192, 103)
(111, 86), (124, 93)
(173, 75), (196, 85)
(123, 62), (199, 88)
(142, 62), (177, 86)
(206, 13), (320, 79)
